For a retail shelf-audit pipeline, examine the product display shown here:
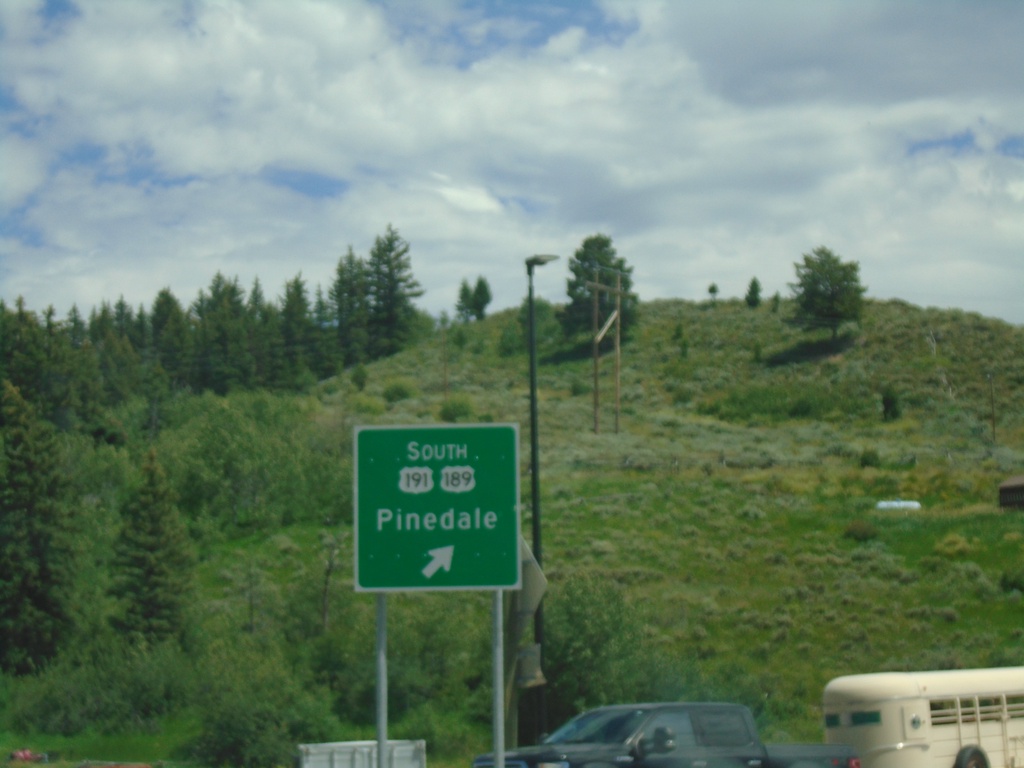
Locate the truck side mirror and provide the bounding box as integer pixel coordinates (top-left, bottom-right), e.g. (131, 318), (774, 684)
(648, 727), (676, 754)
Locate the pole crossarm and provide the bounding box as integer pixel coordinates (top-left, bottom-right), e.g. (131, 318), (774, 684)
(585, 280), (629, 296)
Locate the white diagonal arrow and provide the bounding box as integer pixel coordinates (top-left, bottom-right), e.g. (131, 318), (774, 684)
(422, 545), (454, 579)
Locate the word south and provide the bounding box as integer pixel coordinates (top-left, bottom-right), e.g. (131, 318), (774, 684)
(376, 507), (498, 532)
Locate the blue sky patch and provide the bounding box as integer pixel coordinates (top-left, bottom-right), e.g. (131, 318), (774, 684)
(377, 0), (636, 68)
(907, 130), (978, 157)
(463, 0), (634, 47)
(56, 141), (198, 189)
(39, 0), (80, 31)
(0, 87), (19, 112)
(0, 207), (45, 248)
(261, 167), (350, 199)
(59, 141), (106, 166)
(997, 135), (1024, 158)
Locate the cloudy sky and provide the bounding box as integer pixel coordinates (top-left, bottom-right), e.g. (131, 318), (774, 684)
(2, 0), (1023, 326)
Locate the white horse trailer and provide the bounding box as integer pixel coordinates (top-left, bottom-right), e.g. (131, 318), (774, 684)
(823, 668), (1024, 768)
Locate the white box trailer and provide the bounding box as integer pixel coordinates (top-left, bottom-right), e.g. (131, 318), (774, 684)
(297, 741), (426, 768)
(823, 667), (1024, 768)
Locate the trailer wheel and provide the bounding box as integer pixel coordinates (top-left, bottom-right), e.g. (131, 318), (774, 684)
(953, 746), (989, 768)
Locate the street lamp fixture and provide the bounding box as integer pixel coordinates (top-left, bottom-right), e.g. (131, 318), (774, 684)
(526, 252), (558, 739)
(527, 254), (559, 271)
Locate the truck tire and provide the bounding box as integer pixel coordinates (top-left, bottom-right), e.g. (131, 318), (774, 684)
(953, 746), (989, 768)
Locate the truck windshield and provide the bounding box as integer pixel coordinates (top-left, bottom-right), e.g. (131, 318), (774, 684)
(544, 709), (648, 745)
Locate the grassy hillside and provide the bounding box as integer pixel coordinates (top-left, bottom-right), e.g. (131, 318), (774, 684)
(343, 297), (1024, 738)
(4, 297), (1022, 765)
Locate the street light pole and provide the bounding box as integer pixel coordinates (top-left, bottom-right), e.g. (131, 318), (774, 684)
(526, 253), (557, 740)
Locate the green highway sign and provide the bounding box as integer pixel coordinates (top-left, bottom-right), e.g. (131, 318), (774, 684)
(354, 423), (521, 592)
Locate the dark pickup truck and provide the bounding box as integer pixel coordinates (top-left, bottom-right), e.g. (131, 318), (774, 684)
(473, 702), (859, 768)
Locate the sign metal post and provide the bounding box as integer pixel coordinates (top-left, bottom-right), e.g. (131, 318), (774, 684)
(354, 423), (521, 768)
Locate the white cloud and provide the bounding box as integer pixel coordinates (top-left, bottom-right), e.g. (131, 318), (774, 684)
(1, 0), (1022, 326)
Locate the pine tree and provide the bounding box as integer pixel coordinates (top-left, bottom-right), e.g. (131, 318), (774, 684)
(329, 247), (370, 366)
(4, 298), (48, 409)
(455, 279), (474, 323)
(0, 381), (76, 673)
(247, 278), (285, 388)
(311, 287), (337, 380)
(790, 246), (867, 339)
(192, 274), (254, 393)
(563, 234), (637, 340)
(366, 224), (423, 359)
(745, 277), (762, 308)
(96, 328), (142, 405)
(110, 449), (194, 645)
(88, 301), (116, 346)
(151, 288), (193, 388)
(471, 277), (492, 320)
(66, 305), (87, 349)
(61, 305), (106, 432)
(280, 274), (314, 387)
(113, 296), (136, 344)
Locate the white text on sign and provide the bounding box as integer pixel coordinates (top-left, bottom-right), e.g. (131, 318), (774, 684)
(376, 507), (498, 532)
(406, 441), (468, 461)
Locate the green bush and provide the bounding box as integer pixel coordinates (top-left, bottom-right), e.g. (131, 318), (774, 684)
(394, 706), (488, 759)
(1000, 566), (1024, 593)
(699, 383), (866, 423)
(497, 321), (523, 357)
(934, 533), (972, 558)
(382, 379), (416, 403)
(351, 364), (368, 391)
(859, 448), (881, 468)
(843, 520), (878, 542)
(439, 395), (473, 422)
(570, 377), (590, 397)
(542, 574), (688, 730)
(881, 385), (902, 421)
(348, 392), (386, 415)
(192, 639), (337, 768)
(8, 638), (194, 735)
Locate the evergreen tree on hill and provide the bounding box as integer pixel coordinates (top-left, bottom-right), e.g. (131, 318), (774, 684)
(110, 449), (194, 645)
(280, 274), (315, 387)
(3, 298), (48, 409)
(790, 246), (867, 339)
(1, 300), (103, 435)
(312, 287), (337, 380)
(0, 381), (77, 674)
(471, 277), (492, 320)
(151, 288), (193, 388)
(456, 279), (474, 323)
(366, 224), (423, 359)
(247, 279), (286, 388)
(562, 234), (638, 340)
(455, 276), (491, 322)
(330, 246), (371, 366)
(745, 277), (762, 308)
(192, 274), (254, 393)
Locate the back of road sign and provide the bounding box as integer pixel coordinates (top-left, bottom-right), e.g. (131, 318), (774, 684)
(354, 423), (521, 592)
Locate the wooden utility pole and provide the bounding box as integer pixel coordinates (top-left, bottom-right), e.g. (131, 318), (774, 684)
(988, 373), (997, 444)
(588, 270), (625, 434)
